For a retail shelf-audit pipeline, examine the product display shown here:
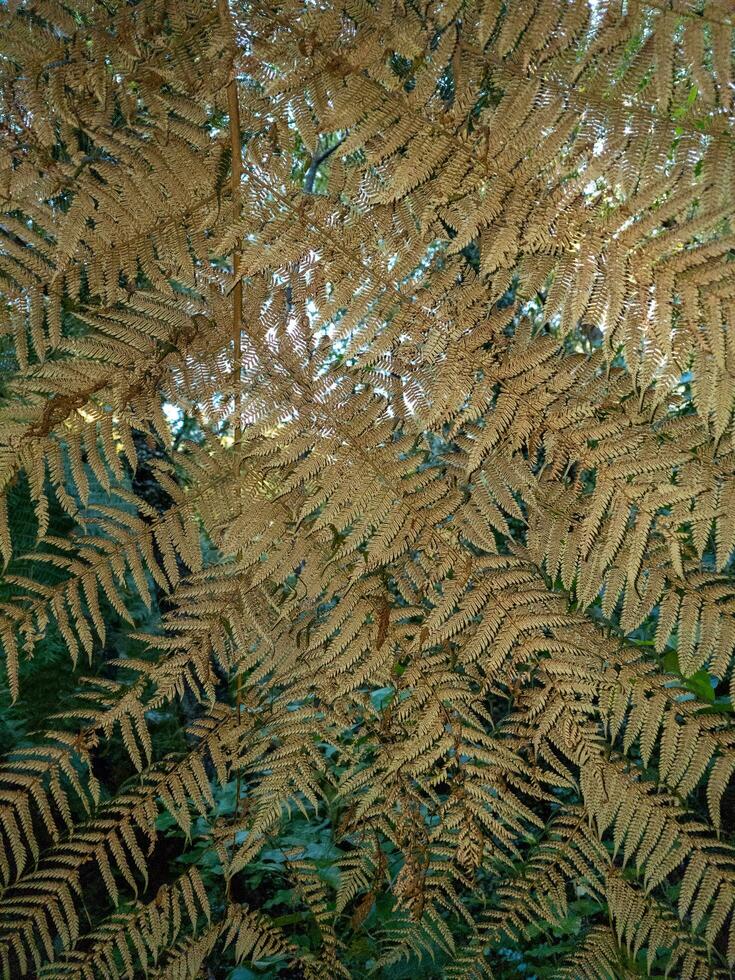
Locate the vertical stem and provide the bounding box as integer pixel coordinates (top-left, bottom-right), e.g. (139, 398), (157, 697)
(219, 0), (243, 441)
(218, 0), (244, 896)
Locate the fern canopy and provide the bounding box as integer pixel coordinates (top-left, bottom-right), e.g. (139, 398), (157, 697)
(0, 0), (734, 977)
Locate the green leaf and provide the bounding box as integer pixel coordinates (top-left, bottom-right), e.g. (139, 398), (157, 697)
(661, 651), (716, 702)
(685, 670), (716, 703)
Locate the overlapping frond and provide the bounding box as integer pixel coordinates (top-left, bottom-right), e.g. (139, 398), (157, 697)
(0, 0), (734, 976)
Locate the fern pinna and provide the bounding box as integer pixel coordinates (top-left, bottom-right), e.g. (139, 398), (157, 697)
(0, 0), (734, 977)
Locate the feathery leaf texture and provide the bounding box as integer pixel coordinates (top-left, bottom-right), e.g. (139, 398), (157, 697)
(0, 0), (734, 976)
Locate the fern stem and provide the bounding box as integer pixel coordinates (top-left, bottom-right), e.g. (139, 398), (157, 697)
(218, 0), (243, 441)
(218, 2), (246, 897)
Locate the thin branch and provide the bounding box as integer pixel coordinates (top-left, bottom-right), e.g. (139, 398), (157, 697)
(217, 0), (247, 869)
(304, 137), (347, 195)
